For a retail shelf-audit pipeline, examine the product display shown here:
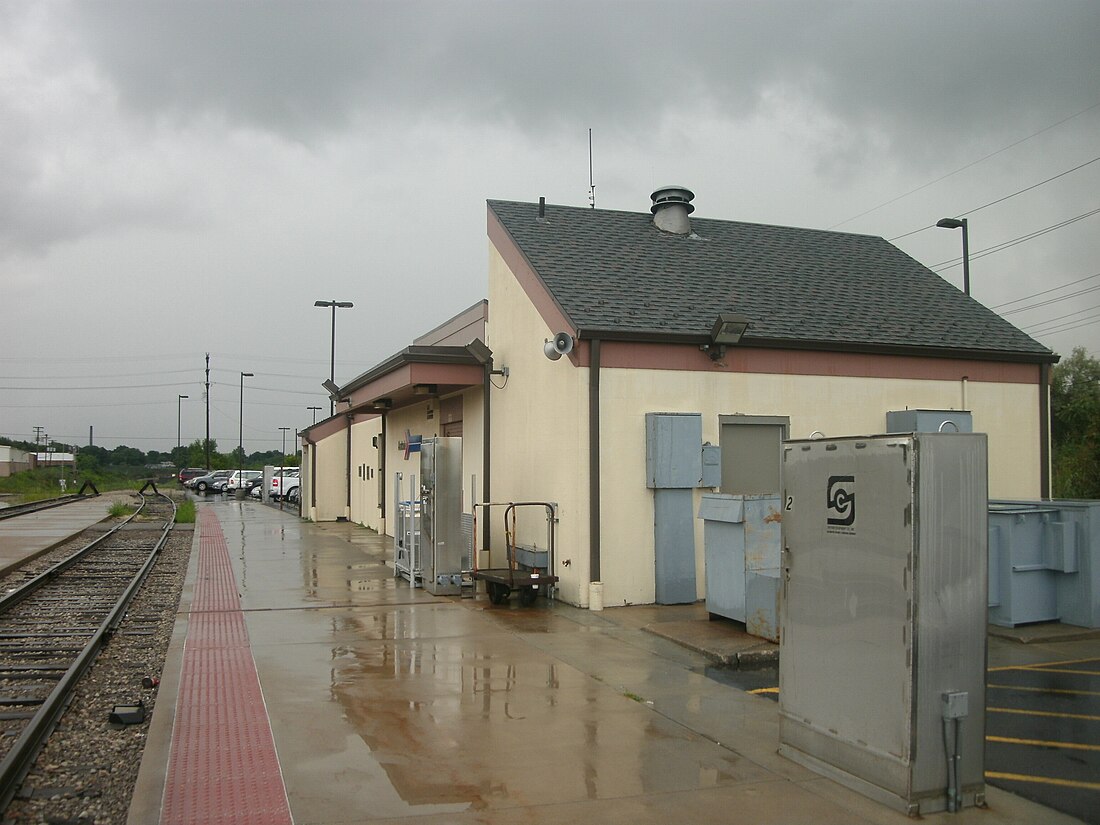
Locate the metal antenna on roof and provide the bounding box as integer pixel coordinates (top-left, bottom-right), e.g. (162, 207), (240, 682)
(588, 128), (595, 209)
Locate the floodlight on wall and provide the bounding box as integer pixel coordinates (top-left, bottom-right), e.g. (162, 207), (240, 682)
(465, 338), (493, 365)
(373, 398), (392, 410)
(413, 384), (438, 396)
(322, 378), (340, 395)
(702, 313), (751, 360)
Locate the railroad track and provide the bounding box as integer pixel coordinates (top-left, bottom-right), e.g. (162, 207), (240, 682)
(0, 486), (99, 521)
(0, 490), (176, 811)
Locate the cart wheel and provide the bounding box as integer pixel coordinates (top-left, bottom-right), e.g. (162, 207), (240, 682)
(519, 586), (538, 606)
(488, 582), (508, 605)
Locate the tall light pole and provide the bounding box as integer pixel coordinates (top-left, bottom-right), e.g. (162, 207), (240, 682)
(279, 427), (291, 461)
(314, 299), (353, 416)
(239, 372), (253, 493)
(936, 217), (970, 297)
(177, 395), (189, 449)
(307, 405), (322, 425)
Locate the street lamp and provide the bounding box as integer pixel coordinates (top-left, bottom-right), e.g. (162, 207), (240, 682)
(936, 217), (970, 297)
(307, 405), (322, 425)
(239, 372), (253, 494)
(314, 299), (354, 416)
(177, 394), (189, 449)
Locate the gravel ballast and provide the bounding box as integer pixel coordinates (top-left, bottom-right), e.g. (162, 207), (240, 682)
(2, 523), (194, 825)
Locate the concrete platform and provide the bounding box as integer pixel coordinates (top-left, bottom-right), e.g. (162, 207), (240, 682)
(130, 497), (1085, 825)
(0, 496), (113, 575)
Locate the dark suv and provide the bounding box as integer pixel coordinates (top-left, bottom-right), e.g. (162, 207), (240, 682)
(178, 467), (206, 485)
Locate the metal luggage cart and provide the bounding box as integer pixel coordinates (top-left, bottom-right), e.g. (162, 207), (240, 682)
(471, 501), (558, 606)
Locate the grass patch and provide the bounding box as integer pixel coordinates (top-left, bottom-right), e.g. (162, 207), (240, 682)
(108, 500), (135, 518)
(623, 691), (646, 703)
(175, 499), (196, 524)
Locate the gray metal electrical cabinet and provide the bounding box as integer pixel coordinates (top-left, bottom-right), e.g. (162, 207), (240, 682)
(420, 437), (464, 596)
(779, 433), (988, 815)
(887, 409), (973, 434)
(646, 413), (703, 488)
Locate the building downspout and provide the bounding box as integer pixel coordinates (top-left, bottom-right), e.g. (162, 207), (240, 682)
(589, 339), (602, 586)
(379, 415), (387, 521)
(1040, 362), (1051, 499)
(310, 442), (317, 511)
(483, 363), (492, 553)
(344, 414), (353, 520)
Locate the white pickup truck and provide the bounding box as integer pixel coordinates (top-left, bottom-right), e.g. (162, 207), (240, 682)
(270, 469), (300, 500)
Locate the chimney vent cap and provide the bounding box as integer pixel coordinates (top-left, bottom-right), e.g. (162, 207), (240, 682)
(650, 186), (695, 215)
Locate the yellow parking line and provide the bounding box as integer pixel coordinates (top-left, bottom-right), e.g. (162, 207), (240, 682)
(748, 686), (779, 695)
(988, 706), (1100, 722)
(987, 735), (1100, 752)
(988, 656), (1100, 673)
(986, 771), (1100, 792)
(988, 683), (1100, 697)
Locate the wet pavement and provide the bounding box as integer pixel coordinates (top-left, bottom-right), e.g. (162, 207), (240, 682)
(130, 496), (1087, 824)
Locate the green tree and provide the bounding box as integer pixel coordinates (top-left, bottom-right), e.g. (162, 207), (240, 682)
(1051, 347), (1100, 498)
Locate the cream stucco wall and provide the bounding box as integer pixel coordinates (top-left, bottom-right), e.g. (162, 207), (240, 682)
(599, 367), (1042, 604)
(308, 430), (350, 522)
(349, 417), (384, 532)
(488, 244), (592, 605)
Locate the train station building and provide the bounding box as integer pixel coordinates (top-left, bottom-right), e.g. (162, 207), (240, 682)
(299, 188), (1057, 609)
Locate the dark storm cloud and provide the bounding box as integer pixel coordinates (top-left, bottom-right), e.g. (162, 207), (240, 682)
(69, 1), (1099, 151)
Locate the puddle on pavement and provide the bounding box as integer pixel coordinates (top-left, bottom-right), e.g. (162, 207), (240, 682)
(701, 662), (779, 700)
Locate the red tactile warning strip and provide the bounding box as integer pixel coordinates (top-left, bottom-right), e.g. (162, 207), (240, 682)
(160, 509), (293, 824)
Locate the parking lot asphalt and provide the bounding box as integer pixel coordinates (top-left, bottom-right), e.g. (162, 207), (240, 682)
(984, 636), (1100, 824)
(708, 631), (1100, 824)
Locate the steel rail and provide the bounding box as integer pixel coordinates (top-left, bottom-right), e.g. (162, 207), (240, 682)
(0, 493), (149, 613)
(0, 491), (177, 811)
(0, 493), (96, 522)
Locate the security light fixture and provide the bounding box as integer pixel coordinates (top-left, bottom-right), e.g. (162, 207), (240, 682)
(465, 338), (493, 365)
(373, 398), (393, 410)
(936, 217), (971, 297)
(704, 313), (751, 360)
(413, 384), (437, 396)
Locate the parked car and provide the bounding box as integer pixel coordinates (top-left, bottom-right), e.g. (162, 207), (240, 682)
(178, 467), (205, 486)
(191, 469), (232, 493)
(225, 470), (263, 492)
(245, 475), (265, 498)
(270, 470), (300, 499)
(285, 485), (300, 505)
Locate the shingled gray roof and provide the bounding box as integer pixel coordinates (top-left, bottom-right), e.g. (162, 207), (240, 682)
(488, 199), (1055, 362)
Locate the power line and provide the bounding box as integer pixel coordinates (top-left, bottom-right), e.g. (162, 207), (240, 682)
(1020, 303), (1100, 331)
(990, 272), (1100, 310)
(888, 155), (1100, 242)
(930, 207), (1100, 270)
(1029, 314), (1100, 337)
(829, 101), (1100, 230)
(1000, 283), (1100, 316)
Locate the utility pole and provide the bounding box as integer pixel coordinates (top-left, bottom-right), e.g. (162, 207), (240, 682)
(204, 353), (211, 470)
(33, 426), (44, 451)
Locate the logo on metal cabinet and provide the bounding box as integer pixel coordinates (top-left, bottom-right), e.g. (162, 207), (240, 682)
(826, 475), (856, 533)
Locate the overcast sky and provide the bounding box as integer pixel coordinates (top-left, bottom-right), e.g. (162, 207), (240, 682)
(2, 1), (1098, 454)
